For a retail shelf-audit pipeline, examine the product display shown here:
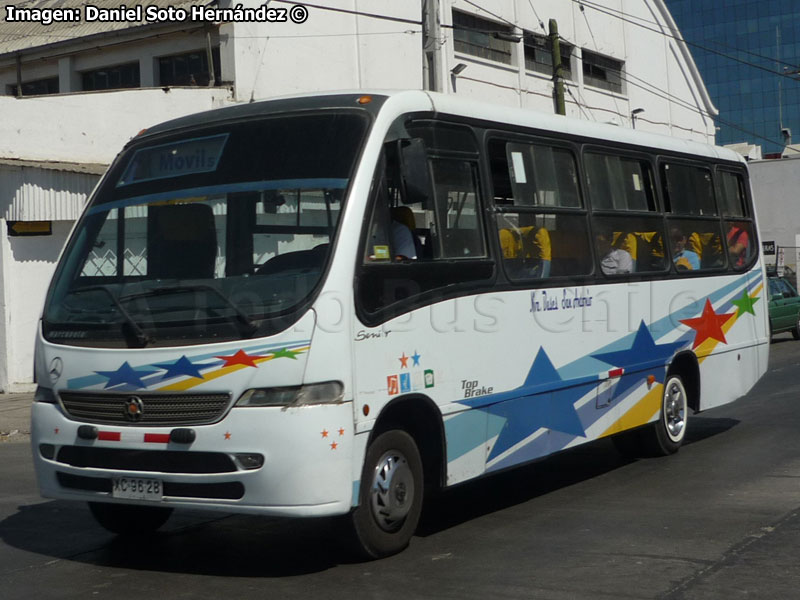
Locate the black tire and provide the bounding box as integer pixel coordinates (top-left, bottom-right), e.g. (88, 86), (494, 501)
(644, 374), (688, 456)
(88, 502), (173, 536)
(613, 374), (689, 458)
(351, 430), (423, 559)
(792, 314), (800, 340)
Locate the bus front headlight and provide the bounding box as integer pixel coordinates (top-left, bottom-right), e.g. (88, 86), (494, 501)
(235, 381), (344, 407)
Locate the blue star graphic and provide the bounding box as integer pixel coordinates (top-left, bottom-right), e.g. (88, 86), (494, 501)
(411, 350), (421, 367)
(591, 321), (686, 399)
(153, 355), (206, 380)
(95, 361), (159, 389)
(457, 348), (589, 462)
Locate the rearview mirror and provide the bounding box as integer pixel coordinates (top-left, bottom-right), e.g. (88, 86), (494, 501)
(397, 138), (432, 205)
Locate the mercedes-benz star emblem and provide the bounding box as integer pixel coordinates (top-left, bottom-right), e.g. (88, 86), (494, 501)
(124, 396), (144, 422)
(48, 357), (63, 384)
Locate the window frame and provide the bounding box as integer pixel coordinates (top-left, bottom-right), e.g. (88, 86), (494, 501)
(582, 146), (661, 213)
(7, 76), (59, 97)
(583, 146), (667, 277)
(487, 132), (594, 283)
(715, 165), (758, 272)
(157, 47), (222, 87)
(582, 49), (624, 94)
(452, 10), (515, 66)
(82, 61), (141, 92)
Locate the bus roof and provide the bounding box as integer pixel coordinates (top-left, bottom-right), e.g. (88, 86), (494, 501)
(137, 90), (743, 165)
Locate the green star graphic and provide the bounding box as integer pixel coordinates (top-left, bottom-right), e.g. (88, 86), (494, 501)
(731, 289), (759, 317)
(272, 348), (303, 360)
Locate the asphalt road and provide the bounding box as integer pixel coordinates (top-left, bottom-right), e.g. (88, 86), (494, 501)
(2, 337), (800, 599)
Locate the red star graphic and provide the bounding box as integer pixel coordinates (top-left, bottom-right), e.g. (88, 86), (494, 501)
(224, 431), (232, 440)
(216, 349), (265, 368)
(330, 441), (338, 450)
(54, 428), (59, 435)
(338, 428), (345, 436)
(680, 299), (735, 349)
(321, 429), (329, 438)
(399, 353), (409, 368)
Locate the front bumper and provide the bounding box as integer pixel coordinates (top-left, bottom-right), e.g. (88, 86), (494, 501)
(31, 401), (356, 517)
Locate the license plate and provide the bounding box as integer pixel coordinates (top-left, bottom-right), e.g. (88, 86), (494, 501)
(112, 477), (163, 501)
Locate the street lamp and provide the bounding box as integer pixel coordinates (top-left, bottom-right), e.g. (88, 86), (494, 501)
(450, 63), (468, 93)
(631, 108), (645, 129)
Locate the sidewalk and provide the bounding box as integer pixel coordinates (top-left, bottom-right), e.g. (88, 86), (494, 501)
(0, 392), (34, 443)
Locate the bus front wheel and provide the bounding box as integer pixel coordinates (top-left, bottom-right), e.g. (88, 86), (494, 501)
(88, 502), (173, 535)
(351, 429), (423, 559)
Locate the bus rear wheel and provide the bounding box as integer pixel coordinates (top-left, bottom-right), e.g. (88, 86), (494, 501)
(613, 374), (688, 458)
(88, 502), (173, 535)
(647, 374), (688, 456)
(351, 429), (423, 559)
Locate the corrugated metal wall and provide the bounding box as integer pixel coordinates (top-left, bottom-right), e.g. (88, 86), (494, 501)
(0, 165), (99, 221)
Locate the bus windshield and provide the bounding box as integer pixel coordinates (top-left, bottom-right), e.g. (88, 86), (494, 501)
(43, 112), (368, 347)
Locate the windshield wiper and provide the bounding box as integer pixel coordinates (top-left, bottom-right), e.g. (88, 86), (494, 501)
(71, 285), (152, 347)
(121, 284), (259, 338)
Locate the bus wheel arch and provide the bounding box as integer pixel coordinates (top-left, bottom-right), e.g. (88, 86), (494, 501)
(668, 351), (700, 413)
(368, 394), (446, 492)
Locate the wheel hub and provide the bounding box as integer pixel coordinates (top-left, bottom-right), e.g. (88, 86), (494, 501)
(370, 450), (414, 532)
(665, 381), (686, 441)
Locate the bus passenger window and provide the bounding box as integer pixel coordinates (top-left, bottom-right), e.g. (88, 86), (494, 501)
(593, 216), (666, 275)
(717, 171), (757, 271)
(584, 153), (657, 211)
(489, 138), (590, 279)
(661, 163), (717, 216)
(726, 221), (754, 270)
(662, 162), (726, 271)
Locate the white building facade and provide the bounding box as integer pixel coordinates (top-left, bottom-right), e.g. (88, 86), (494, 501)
(0, 0), (716, 390)
(748, 155), (800, 285)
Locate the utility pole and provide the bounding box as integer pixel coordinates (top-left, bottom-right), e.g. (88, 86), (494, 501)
(549, 19), (566, 116)
(422, 0), (442, 92)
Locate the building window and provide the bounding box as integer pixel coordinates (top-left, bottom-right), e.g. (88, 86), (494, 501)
(7, 77), (59, 96)
(452, 10), (514, 65)
(158, 48), (221, 86)
(82, 62), (140, 91)
(582, 50), (623, 93)
(524, 33), (572, 80)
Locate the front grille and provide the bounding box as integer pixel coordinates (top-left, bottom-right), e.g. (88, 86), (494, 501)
(57, 472), (245, 500)
(59, 391), (231, 426)
(56, 446), (237, 473)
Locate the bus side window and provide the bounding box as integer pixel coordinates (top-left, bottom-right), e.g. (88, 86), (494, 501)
(489, 138), (591, 279)
(584, 151), (665, 276)
(718, 170), (757, 271)
(429, 159), (486, 259)
(662, 162), (726, 272)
